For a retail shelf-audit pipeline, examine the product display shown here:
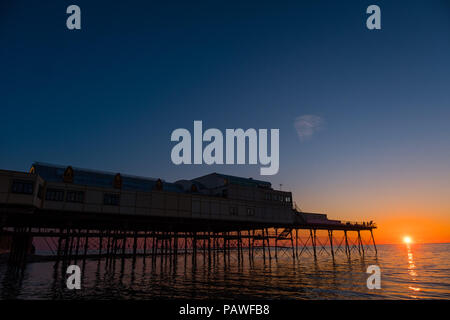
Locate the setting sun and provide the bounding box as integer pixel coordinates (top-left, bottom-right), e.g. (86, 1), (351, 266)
(403, 236), (413, 244)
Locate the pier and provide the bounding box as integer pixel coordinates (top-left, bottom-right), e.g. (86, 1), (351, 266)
(0, 163), (377, 267)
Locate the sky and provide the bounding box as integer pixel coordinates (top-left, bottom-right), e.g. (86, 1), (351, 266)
(1, 0), (449, 244)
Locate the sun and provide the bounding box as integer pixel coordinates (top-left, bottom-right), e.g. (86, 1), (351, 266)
(403, 236), (412, 244)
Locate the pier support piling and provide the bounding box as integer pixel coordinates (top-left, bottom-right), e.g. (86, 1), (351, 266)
(370, 229), (377, 255)
(328, 230), (335, 260)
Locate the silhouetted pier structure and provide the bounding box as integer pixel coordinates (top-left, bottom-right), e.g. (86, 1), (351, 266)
(0, 163), (377, 267)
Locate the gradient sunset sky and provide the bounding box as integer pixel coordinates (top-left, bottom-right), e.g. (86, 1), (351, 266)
(1, 0), (449, 244)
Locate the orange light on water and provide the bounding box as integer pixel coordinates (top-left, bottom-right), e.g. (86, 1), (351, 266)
(403, 236), (412, 244)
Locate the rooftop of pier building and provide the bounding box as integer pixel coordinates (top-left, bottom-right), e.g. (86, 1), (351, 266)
(30, 163), (279, 195)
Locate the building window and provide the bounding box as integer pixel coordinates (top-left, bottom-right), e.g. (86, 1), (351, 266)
(46, 188), (65, 201)
(11, 180), (34, 195)
(67, 190), (84, 203)
(229, 206), (238, 216)
(246, 208), (255, 216)
(285, 196), (291, 203)
(265, 193), (271, 201)
(104, 193), (120, 206)
(222, 189), (228, 198)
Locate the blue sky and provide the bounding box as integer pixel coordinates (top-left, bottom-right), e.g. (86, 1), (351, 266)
(1, 1), (450, 226)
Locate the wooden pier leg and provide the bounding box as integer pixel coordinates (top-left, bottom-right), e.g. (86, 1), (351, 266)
(109, 231), (115, 262)
(240, 231), (244, 263)
(207, 232), (211, 263)
(192, 232), (197, 265)
(274, 228), (278, 259)
(241, 231), (244, 262)
(133, 231), (138, 258)
(153, 234), (158, 264)
(158, 236), (163, 265)
(235, 232), (238, 262)
(295, 229), (299, 258)
(202, 233), (206, 263)
(248, 230), (252, 263)
(328, 230), (335, 260)
(310, 229), (317, 260)
(8, 228), (30, 268)
(99, 233), (103, 257)
(159, 237), (165, 270)
(358, 230), (365, 256)
(111, 231), (117, 258)
(290, 230), (295, 260)
(266, 228), (271, 260)
(223, 232), (226, 258)
(106, 230), (111, 258)
(370, 229), (377, 255)
(143, 231), (147, 257)
(344, 230), (350, 258)
(237, 231), (241, 263)
(238, 231), (242, 262)
(113, 230), (118, 258)
(328, 230), (334, 259)
(166, 235), (170, 258)
(222, 232), (226, 265)
(251, 230), (255, 261)
(227, 232), (231, 264)
(118, 232), (122, 256)
(55, 230), (63, 266)
(163, 234), (168, 264)
(121, 233), (126, 258)
(117, 232), (121, 256)
(152, 232), (156, 261)
(356, 231), (361, 255)
(168, 234), (173, 267)
(184, 233), (188, 264)
(262, 229), (266, 261)
(174, 232), (178, 264)
(112, 232), (117, 258)
(68, 231), (74, 260)
(63, 229), (70, 263)
(75, 231), (81, 259)
(314, 229), (318, 259)
(161, 233), (165, 257)
(164, 232), (171, 259)
(153, 232), (157, 263)
(165, 234), (169, 262)
(169, 235), (173, 259)
(81, 230), (89, 272)
(83, 230), (89, 258)
(164, 233), (168, 257)
(106, 230), (112, 260)
(252, 230), (255, 260)
(213, 232), (216, 264)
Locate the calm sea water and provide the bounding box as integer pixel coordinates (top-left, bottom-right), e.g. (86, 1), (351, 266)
(0, 243), (449, 299)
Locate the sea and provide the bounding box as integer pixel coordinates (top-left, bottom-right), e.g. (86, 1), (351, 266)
(0, 243), (449, 299)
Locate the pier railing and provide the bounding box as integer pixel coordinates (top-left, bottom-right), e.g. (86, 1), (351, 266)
(339, 220), (377, 228)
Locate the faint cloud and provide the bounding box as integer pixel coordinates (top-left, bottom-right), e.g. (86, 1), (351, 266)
(294, 115), (325, 142)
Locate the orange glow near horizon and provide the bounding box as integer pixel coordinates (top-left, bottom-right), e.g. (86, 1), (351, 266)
(368, 216), (450, 244)
(289, 161), (450, 245)
(293, 181), (450, 245)
(288, 155), (450, 244)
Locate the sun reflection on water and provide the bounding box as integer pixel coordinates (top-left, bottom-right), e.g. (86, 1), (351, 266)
(406, 243), (421, 297)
